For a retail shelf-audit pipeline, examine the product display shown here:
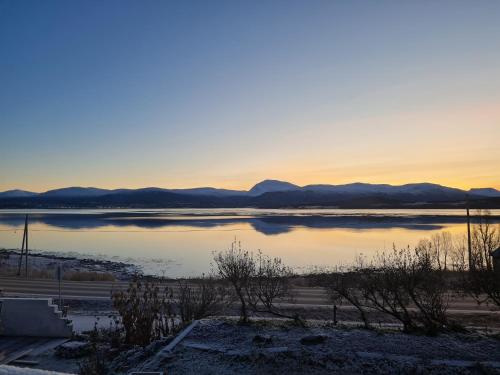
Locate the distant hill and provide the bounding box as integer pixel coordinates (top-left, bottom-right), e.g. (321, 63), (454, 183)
(169, 187), (247, 197)
(0, 189), (37, 198)
(1, 180), (499, 209)
(468, 188), (500, 197)
(41, 187), (113, 197)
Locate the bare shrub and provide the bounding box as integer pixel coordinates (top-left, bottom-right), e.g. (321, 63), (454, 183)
(78, 323), (110, 375)
(319, 263), (371, 329)
(450, 235), (468, 273)
(246, 251), (303, 324)
(407, 248), (451, 333)
(213, 241), (255, 323)
(111, 279), (178, 346)
(430, 231), (453, 271)
(471, 209), (500, 271)
(358, 247), (452, 334)
(310, 247), (452, 333)
(358, 249), (416, 332)
(468, 270), (500, 306)
(176, 275), (231, 323)
(461, 210), (500, 307)
(78, 347), (108, 375)
(213, 241), (299, 324)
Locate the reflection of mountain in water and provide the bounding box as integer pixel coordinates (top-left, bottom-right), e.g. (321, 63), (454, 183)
(248, 216), (447, 235)
(1, 212), (499, 235)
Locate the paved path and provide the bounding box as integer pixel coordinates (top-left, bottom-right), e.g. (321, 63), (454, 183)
(0, 276), (498, 316)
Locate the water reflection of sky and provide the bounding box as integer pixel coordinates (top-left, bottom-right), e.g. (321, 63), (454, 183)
(0, 209), (499, 277)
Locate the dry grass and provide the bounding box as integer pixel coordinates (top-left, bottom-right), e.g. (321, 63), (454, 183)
(64, 271), (115, 281)
(0, 266), (115, 281)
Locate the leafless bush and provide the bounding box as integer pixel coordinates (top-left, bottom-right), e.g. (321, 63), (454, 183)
(213, 241), (300, 324)
(468, 270), (500, 306)
(319, 262), (371, 329)
(428, 231), (453, 271)
(408, 249), (451, 332)
(358, 249), (416, 332)
(450, 235), (468, 273)
(455, 210), (500, 307)
(78, 347), (108, 375)
(313, 245), (453, 334)
(78, 323), (110, 375)
(111, 279), (179, 346)
(469, 211), (500, 306)
(358, 247), (451, 334)
(176, 275), (231, 323)
(471, 209), (500, 272)
(246, 251), (303, 325)
(213, 241), (255, 323)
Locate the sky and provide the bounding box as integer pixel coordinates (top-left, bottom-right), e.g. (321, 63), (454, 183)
(1, 0), (499, 192)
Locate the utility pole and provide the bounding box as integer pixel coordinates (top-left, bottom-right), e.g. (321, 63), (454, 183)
(25, 215), (29, 279)
(16, 215), (29, 278)
(466, 200), (473, 272)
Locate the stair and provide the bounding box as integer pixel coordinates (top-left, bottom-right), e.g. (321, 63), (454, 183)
(48, 303), (74, 332)
(0, 298), (73, 337)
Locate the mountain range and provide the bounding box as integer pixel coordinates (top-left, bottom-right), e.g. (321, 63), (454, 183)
(0, 180), (499, 209)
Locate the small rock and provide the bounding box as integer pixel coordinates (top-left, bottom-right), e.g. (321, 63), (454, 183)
(56, 341), (92, 358)
(253, 334), (272, 344)
(300, 335), (327, 345)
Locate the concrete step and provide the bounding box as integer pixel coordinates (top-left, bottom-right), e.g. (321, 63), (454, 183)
(0, 298), (73, 338)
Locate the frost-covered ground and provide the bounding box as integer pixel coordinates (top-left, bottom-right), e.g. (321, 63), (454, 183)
(125, 319), (500, 374)
(13, 318), (500, 374)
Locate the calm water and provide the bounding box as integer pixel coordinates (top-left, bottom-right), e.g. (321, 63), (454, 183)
(1, 209), (499, 277)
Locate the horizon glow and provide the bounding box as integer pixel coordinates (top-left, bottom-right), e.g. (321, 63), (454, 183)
(1, 0), (499, 192)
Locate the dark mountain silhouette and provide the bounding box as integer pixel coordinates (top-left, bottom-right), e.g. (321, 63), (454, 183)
(40, 187), (112, 197)
(0, 189), (37, 198)
(248, 179), (301, 195)
(468, 188), (500, 197)
(169, 187), (247, 197)
(0, 180), (499, 209)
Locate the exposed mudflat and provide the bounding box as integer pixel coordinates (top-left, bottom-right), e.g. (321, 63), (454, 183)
(0, 249), (140, 280)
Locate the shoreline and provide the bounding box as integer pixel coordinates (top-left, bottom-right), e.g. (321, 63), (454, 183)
(0, 248), (141, 281)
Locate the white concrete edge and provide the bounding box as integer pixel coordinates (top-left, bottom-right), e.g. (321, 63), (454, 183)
(161, 320), (199, 354)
